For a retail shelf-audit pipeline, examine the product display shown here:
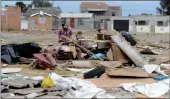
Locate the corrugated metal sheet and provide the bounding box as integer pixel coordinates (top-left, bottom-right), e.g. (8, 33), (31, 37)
(59, 13), (93, 18)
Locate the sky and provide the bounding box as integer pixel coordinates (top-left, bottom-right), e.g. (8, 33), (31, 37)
(1, 1), (160, 16)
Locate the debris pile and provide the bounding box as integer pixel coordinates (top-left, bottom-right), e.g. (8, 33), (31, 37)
(1, 30), (170, 98)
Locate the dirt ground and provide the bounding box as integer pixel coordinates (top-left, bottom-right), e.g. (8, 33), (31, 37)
(1, 31), (170, 98)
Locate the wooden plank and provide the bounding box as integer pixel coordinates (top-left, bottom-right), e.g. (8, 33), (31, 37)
(78, 39), (110, 43)
(106, 68), (151, 77)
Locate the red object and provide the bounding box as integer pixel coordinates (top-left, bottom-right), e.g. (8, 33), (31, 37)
(70, 18), (75, 28)
(33, 53), (53, 69)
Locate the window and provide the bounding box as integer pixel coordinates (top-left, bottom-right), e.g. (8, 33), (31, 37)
(138, 21), (147, 25)
(157, 21), (163, 26)
(78, 18), (84, 25)
(112, 12), (116, 16)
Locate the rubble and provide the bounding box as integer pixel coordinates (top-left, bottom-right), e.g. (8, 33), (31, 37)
(1, 30), (169, 98)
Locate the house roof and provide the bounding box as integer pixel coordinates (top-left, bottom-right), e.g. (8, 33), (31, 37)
(80, 2), (108, 10)
(59, 13), (93, 18)
(23, 7), (61, 17)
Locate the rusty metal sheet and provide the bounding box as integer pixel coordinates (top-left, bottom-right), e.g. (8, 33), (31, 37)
(106, 68), (151, 77)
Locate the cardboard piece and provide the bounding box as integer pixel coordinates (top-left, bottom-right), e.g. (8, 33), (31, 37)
(111, 43), (131, 63)
(106, 68), (151, 77)
(77, 74), (156, 88)
(107, 48), (113, 61)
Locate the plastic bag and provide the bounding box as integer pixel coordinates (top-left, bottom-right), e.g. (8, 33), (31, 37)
(41, 76), (54, 88)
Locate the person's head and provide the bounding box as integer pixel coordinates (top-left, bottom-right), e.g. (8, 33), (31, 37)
(63, 25), (68, 31)
(62, 24), (65, 28)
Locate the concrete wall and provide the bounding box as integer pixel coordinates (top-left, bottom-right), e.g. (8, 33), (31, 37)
(155, 26), (170, 34)
(136, 26), (150, 33)
(61, 17), (94, 30)
(110, 16), (170, 34)
(21, 20), (28, 30)
(105, 7), (122, 16)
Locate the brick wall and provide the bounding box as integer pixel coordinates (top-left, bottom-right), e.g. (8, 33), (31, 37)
(1, 6), (21, 30)
(28, 15), (51, 31)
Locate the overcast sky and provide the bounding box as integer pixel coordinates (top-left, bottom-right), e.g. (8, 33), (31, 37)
(1, 1), (160, 16)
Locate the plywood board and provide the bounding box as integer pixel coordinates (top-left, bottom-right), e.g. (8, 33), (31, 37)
(106, 68), (151, 77)
(76, 74), (156, 88)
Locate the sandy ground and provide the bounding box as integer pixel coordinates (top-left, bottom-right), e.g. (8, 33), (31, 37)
(1, 31), (170, 98)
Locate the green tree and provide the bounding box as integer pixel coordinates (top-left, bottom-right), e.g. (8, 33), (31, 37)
(156, 0), (170, 15)
(15, 2), (27, 13)
(28, 0), (53, 8)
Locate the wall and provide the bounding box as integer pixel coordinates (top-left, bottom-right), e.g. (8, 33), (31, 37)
(110, 16), (170, 34)
(1, 6), (21, 30)
(75, 18), (94, 30)
(155, 26), (170, 34)
(105, 7), (122, 16)
(21, 20), (28, 30)
(28, 15), (51, 31)
(136, 26), (150, 33)
(60, 17), (94, 30)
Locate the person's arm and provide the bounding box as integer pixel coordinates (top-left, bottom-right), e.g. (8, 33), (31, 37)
(58, 29), (62, 40)
(68, 30), (73, 39)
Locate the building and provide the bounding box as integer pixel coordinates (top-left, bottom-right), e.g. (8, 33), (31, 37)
(80, 2), (121, 16)
(80, 2), (122, 29)
(23, 7), (61, 31)
(59, 13), (94, 30)
(1, 6), (21, 31)
(110, 15), (170, 34)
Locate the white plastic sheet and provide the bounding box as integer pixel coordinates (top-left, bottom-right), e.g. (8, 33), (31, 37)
(49, 72), (116, 98)
(143, 64), (168, 76)
(120, 79), (170, 98)
(161, 64), (170, 70)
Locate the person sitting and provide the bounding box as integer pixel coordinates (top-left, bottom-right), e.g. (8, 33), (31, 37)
(57, 24), (73, 42)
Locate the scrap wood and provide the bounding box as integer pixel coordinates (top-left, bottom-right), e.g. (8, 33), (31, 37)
(78, 39), (111, 43)
(61, 35), (104, 60)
